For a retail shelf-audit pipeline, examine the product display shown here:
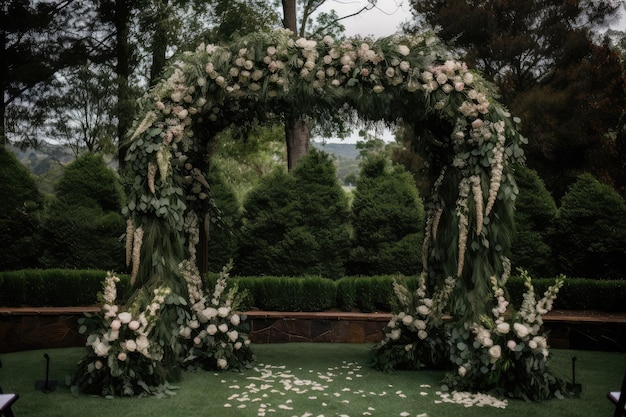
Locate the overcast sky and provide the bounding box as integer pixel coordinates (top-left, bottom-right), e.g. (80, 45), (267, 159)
(310, 0), (626, 143)
(314, 0), (412, 38)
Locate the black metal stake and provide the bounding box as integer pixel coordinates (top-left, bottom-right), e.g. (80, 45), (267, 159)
(35, 353), (58, 392)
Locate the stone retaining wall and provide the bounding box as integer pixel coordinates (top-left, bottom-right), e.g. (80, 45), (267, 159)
(1, 308), (624, 353)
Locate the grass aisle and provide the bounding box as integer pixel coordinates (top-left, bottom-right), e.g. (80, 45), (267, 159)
(1, 343), (624, 417)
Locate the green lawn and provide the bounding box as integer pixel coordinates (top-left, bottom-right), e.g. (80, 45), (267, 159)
(1, 343), (624, 417)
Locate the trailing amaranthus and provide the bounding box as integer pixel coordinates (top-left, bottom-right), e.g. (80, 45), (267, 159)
(485, 121), (506, 216)
(131, 226), (143, 285)
(470, 175), (483, 235)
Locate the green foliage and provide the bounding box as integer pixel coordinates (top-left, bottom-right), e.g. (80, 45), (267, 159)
(0, 146), (44, 270)
(234, 276), (337, 312)
(552, 173), (626, 279)
(41, 154), (126, 271)
(54, 153), (124, 211)
(348, 156), (425, 276)
(0, 269), (130, 307)
(205, 164), (243, 272)
(510, 165), (558, 276)
(506, 276), (626, 312)
(236, 149), (350, 277)
(290, 149), (351, 277)
(234, 168), (295, 276)
(336, 276), (419, 312)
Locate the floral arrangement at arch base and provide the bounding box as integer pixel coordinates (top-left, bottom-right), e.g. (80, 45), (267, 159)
(373, 266), (567, 401)
(72, 273), (177, 397)
(178, 259), (254, 371)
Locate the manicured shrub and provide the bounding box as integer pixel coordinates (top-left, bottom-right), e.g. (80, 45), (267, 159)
(0, 270), (131, 307)
(205, 164), (243, 272)
(0, 146), (44, 270)
(510, 165), (557, 277)
(234, 168), (296, 276)
(236, 149), (350, 277)
(238, 276), (336, 311)
(41, 154), (126, 271)
(348, 156), (425, 276)
(551, 173), (626, 279)
(505, 275), (626, 312)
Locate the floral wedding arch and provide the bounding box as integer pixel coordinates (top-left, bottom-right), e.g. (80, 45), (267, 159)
(74, 28), (565, 399)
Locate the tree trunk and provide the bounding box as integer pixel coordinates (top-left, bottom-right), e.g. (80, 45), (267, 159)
(115, 0), (133, 173)
(149, 0), (169, 85)
(282, 0), (310, 171)
(285, 117), (310, 170)
(282, 0), (297, 32)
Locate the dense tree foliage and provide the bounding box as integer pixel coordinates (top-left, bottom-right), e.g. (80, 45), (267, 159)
(348, 154), (424, 276)
(236, 149), (350, 277)
(551, 173), (626, 279)
(510, 164), (557, 277)
(406, 0), (626, 197)
(41, 154), (125, 270)
(204, 163), (243, 272)
(0, 146), (44, 270)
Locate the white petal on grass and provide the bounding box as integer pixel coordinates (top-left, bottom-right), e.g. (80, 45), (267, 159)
(223, 403), (232, 407)
(420, 392), (428, 396)
(400, 412), (410, 417)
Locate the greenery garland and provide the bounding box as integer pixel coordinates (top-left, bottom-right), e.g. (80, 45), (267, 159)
(77, 28), (564, 398)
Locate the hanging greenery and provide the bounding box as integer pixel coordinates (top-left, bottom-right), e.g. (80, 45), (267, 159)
(76, 27), (564, 399)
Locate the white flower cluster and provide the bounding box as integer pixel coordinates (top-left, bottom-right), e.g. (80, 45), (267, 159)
(458, 270), (564, 379)
(88, 274), (171, 375)
(485, 121), (506, 217)
(179, 261), (251, 370)
(455, 177), (471, 277)
(383, 274), (433, 343)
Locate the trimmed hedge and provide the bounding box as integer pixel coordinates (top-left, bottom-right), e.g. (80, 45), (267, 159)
(1, 270), (624, 312)
(506, 276), (626, 312)
(0, 270), (131, 307)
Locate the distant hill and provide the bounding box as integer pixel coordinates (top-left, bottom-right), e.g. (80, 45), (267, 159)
(311, 141), (360, 186)
(9, 141), (360, 194)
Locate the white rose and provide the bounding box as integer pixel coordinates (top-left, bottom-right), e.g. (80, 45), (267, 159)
(418, 330), (428, 340)
(194, 337), (202, 345)
(118, 352), (127, 361)
(217, 358), (228, 369)
(417, 305), (430, 316)
(372, 85), (385, 93)
(228, 330), (239, 342)
(458, 366), (467, 377)
(128, 320), (140, 331)
(93, 340), (110, 357)
(496, 322), (510, 335)
(189, 320), (200, 329)
(110, 319), (121, 330)
(218, 323), (228, 333)
(513, 323), (529, 338)
(415, 320), (426, 330)
(203, 307), (218, 319)
(471, 119), (484, 129)
(396, 44), (410, 56)
(218, 307), (230, 318)
(234, 342), (242, 350)
(390, 329), (401, 340)
(179, 326), (192, 338)
(94, 360), (103, 370)
(230, 314), (241, 326)
(118, 312), (132, 324)
(207, 324), (218, 335)
(507, 340), (517, 351)
(136, 335), (149, 353)
(489, 345), (501, 360)
(125, 340), (137, 352)
(528, 340), (538, 349)
(401, 315), (414, 326)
